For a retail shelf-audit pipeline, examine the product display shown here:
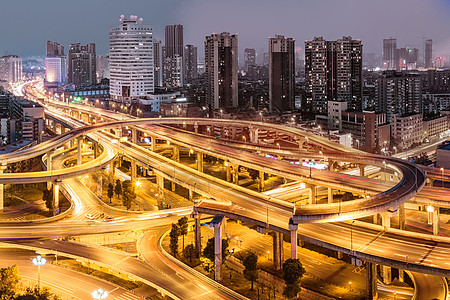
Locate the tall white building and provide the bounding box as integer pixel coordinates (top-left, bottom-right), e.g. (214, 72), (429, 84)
(109, 15), (154, 103)
(0, 55), (22, 83)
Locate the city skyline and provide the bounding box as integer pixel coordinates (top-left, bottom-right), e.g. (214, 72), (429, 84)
(2, 0), (450, 58)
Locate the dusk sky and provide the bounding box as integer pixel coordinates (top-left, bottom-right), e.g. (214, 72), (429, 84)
(3, 0), (450, 58)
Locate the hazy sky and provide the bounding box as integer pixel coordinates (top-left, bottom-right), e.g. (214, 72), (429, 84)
(3, 0), (450, 59)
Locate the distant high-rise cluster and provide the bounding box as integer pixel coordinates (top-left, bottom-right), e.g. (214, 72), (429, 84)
(68, 43), (96, 86)
(184, 44), (197, 84)
(383, 38), (430, 70)
(45, 41), (66, 85)
(109, 15), (154, 102)
(244, 48), (256, 71)
(269, 35), (295, 112)
(305, 36), (363, 114)
(0, 55), (22, 83)
(164, 24), (184, 87)
(205, 32), (238, 110)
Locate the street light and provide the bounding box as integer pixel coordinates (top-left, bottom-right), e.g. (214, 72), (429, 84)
(350, 220), (355, 253)
(276, 143), (280, 150)
(349, 281), (352, 292)
(32, 255), (46, 291)
(92, 288), (108, 299)
(243, 136), (246, 145)
(441, 167), (444, 188)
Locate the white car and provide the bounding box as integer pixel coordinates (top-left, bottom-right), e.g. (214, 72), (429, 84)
(85, 214), (95, 220)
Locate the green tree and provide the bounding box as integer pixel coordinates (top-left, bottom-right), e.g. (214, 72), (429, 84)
(114, 179), (122, 198)
(122, 180), (136, 210)
(17, 285), (61, 300)
(203, 238), (229, 262)
(282, 258), (306, 299)
(243, 252), (258, 290)
(183, 244), (196, 263)
(107, 183), (114, 203)
(342, 192), (355, 202)
(177, 216), (189, 250)
(0, 265), (21, 299)
(42, 187), (53, 213)
(169, 223), (181, 257)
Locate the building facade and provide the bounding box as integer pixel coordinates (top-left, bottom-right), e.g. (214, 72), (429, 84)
(153, 39), (163, 87)
(0, 55), (22, 83)
(425, 39), (433, 68)
(391, 113), (423, 150)
(164, 24), (184, 87)
(184, 44), (198, 84)
(269, 35), (295, 112)
(383, 38), (397, 70)
(109, 15), (154, 103)
(205, 32), (238, 110)
(244, 48), (256, 71)
(68, 43), (96, 86)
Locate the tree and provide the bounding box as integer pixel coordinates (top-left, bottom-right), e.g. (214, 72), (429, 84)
(282, 258), (306, 299)
(169, 223), (181, 257)
(114, 179), (122, 198)
(177, 216), (189, 250)
(0, 265), (21, 299)
(342, 192), (355, 202)
(183, 244), (196, 263)
(17, 285), (61, 300)
(42, 187), (53, 213)
(203, 238), (229, 262)
(107, 183), (114, 203)
(243, 252), (258, 290)
(122, 180), (136, 210)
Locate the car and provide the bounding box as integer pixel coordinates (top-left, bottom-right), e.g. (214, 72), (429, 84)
(104, 216), (115, 222)
(85, 214), (95, 220)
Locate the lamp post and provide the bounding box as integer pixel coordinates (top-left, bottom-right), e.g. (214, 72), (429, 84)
(441, 167), (444, 187)
(92, 288), (108, 299)
(276, 143), (280, 150)
(243, 136), (246, 145)
(350, 220), (355, 253)
(32, 255), (46, 291)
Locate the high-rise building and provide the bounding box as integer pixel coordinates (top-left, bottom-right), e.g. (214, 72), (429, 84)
(268, 35), (295, 112)
(383, 38), (397, 70)
(396, 47), (419, 70)
(425, 39), (433, 68)
(184, 45), (197, 84)
(375, 70), (422, 122)
(305, 36), (363, 114)
(153, 39), (163, 87)
(164, 24), (184, 87)
(109, 15), (154, 102)
(68, 43), (96, 86)
(244, 48), (256, 71)
(0, 55), (22, 83)
(205, 32), (238, 109)
(45, 41), (66, 84)
(96, 55), (107, 80)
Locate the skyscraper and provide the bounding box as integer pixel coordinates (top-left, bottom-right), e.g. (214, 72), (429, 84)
(153, 39), (163, 87)
(184, 44), (197, 84)
(383, 38), (397, 70)
(164, 24), (184, 87)
(68, 43), (96, 86)
(268, 35), (295, 112)
(45, 41), (67, 84)
(46, 41), (64, 57)
(205, 32), (238, 110)
(109, 15), (153, 102)
(305, 36), (363, 114)
(0, 55), (22, 83)
(425, 39), (433, 68)
(244, 48), (256, 71)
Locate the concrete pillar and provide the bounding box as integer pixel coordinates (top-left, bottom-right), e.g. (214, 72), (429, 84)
(53, 180), (61, 215)
(150, 135), (156, 151)
(77, 136), (83, 165)
(131, 160), (137, 182)
(366, 262), (378, 300)
(171, 181), (176, 192)
(196, 152), (203, 172)
(373, 214), (379, 225)
(189, 189), (194, 201)
(156, 174), (164, 195)
(433, 207), (440, 236)
(382, 265), (391, 284)
(109, 161), (115, 184)
(380, 212), (391, 229)
(94, 142), (99, 159)
(306, 183), (316, 204)
(359, 165), (365, 177)
(97, 171), (103, 198)
(273, 232), (284, 270)
(398, 204), (406, 230)
(337, 252), (344, 260)
(259, 170), (265, 191)
(212, 215), (225, 282)
(289, 219), (298, 259)
(47, 151), (53, 172)
(327, 187), (333, 203)
(398, 269), (405, 282)
(194, 123), (198, 134)
(172, 145), (180, 162)
(231, 164), (239, 185)
(0, 164), (6, 211)
(226, 164), (231, 182)
(131, 128), (137, 144)
(192, 212), (202, 256)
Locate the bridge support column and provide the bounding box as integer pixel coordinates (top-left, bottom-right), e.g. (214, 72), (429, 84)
(398, 204), (406, 230)
(47, 151), (54, 190)
(382, 265), (391, 284)
(109, 161), (115, 184)
(428, 206), (440, 236)
(273, 232), (284, 270)
(359, 165), (365, 177)
(172, 145), (180, 162)
(398, 269), (405, 282)
(249, 127), (258, 144)
(171, 181), (176, 192)
(156, 174), (164, 194)
(188, 189), (194, 201)
(131, 160), (137, 182)
(306, 183), (316, 204)
(212, 215), (225, 282)
(327, 188), (333, 203)
(0, 164), (6, 211)
(191, 211), (202, 256)
(94, 142), (99, 159)
(196, 152), (203, 172)
(97, 171), (103, 198)
(366, 262), (378, 300)
(150, 135), (156, 151)
(194, 123), (198, 134)
(259, 171), (265, 191)
(131, 128), (137, 144)
(77, 136), (83, 165)
(380, 212), (391, 229)
(226, 164), (231, 182)
(231, 164), (239, 185)
(53, 179), (61, 215)
(289, 219), (298, 259)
